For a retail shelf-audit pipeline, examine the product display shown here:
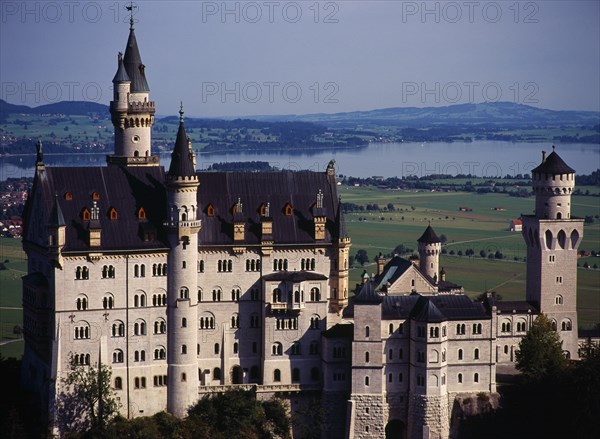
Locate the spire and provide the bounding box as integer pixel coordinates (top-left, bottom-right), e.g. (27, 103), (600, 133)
(168, 105), (196, 178)
(122, 10), (149, 92)
(112, 52), (130, 83)
(418, 225), (441, 244)
(49, 194), (65, 227)
(35, 139), (43, 163)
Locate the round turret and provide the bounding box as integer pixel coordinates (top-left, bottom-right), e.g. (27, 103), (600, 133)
(531, 147), (575, 220)
(417, 225), (441, 282)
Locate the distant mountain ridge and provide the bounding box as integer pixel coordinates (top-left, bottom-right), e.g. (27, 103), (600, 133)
(245, 102), (600, 127)
(1, 99), (598, 127)
(0, 99), (108, 116)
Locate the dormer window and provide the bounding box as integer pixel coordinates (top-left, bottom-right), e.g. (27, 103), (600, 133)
(92, 192), (100, 201)
(109, 207), (118, 220)
(284, 203), (293, 216)
(138, 207), (147, 220)
(206, 204), (215, 217)
(82, 207), (91, 221)
(64, 192), (73, 201)
(259, 203), (268, 216)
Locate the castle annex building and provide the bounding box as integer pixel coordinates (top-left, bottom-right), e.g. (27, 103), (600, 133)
(22, 21), (583, 439)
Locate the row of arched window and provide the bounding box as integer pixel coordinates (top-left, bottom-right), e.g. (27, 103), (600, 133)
(273, 259), (288, 271)
(218, 260), (233, 272)
(153, 263), (167, 276)
(133, 264), (145, 278)
(301, 258), (316, 271)
(246, 259), (261, 271)
(102, 265), (115, 279)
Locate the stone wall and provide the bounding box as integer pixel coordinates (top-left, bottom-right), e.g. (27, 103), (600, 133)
(351, 394), (385, 439)
(408, 393), (449, 439)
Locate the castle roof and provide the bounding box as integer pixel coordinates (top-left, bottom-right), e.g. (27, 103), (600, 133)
(167, 115), (195, 178)
(531, 150), (575, 175)
(344, 292), (489, 321)
(112, 53), (131, 83)
(123, 27), (149, 92)
(417, 225), (441, 244)
(353, 281), (383, 304)
(411, 295), (446, 322)
(25, 166), (167, 252)
(23, 166), (345, 251)
(373, 256), (413, 289)
(48, 194), (65, 227)
(198, 171), (342, 245)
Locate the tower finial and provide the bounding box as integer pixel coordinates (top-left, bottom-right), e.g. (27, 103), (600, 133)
(179, 102), (184, 123)
(126, 1), (137, 30)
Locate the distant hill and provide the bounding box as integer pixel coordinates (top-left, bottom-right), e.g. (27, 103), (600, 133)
(0, 99), (109, 116)
(246, 102), (600, 127)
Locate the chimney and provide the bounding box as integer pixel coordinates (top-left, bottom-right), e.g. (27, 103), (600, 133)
(233, 198), (245, 242)
(313, 189), (327, 241)
(88, 201), (101, 248)
(440, 267), (446, 282)
(261, 202), (273, 241)
(376, 253), (386, 275)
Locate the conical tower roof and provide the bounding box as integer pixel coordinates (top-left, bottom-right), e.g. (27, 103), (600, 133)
(48, 194), (65, 227)
(112, 52), (130, 83)
(123, 25), (149, 92)
(418, 225), (441, 244)
(167, 106), (196, 178)
(531, 148), (575, 175)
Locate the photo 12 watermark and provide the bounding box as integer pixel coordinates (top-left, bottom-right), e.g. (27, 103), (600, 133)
(400, 160), (538, 178)
(200, 1), (339, 24)
(401, 81), (540, 105)
(1, 1), (140, 24)
(1, 81), (104, 104)
(201, 81), (340, 104)
(401, 1), (540, 24)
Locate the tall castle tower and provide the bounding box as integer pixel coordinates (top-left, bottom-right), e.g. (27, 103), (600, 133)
(418, 225), (441, 284)
(108, 16), (158, 166)
(522, 147), (583, 358)
(165, 106), (201, 416)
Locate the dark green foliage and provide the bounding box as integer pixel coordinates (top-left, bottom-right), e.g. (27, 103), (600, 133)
(515, 314), (567, 381)
(458, 342), (600, 439)
(354, 249), (369, 266)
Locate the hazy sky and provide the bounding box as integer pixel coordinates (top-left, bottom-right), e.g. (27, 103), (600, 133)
(1, 1), (599, 117)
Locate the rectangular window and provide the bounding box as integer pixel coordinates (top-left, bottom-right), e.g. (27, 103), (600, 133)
(549, 255), (555, 263)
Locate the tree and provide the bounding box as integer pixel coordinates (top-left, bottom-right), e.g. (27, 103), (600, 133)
(55, 355), (120, 435)
(515, 314), (567, 381)
(387, 203), (395, 211)
(355, 249), (369, 266)
(439, 234), (448, 244)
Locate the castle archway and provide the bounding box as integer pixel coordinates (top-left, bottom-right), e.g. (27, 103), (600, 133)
(385, 419), (406, 439)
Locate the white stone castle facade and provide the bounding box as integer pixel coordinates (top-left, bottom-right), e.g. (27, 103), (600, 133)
(21, 20), (583, 439)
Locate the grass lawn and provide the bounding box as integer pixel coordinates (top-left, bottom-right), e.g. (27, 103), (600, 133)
(344, 186), (600, 329)
(0, 238), (26, 358)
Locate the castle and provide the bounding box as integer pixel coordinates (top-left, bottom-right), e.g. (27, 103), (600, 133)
(21, 19), (583, 439)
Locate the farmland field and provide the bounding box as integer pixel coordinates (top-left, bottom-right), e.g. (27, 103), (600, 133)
(343, 186), (600, 329)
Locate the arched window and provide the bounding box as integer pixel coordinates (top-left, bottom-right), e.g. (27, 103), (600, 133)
(137, 207), (146, 220)
(365, 326), (370, 338)
(112, 321), (125, 337)
(214, 343), (220, 354)
(233, 342), (238, 354)
(474, 348), (480, 360)
(213, 367), (221, 380)
(389, 323), (394, 335)
(112, 349), (124, 363)
(474, 373), (479, 383)
(274, 369), (281, 382)
(365, 376), (370, 386)
(102, 294), (114, 310)
(114, 377), (123, 390)
(458, 349), (463, 360)
(82, 207), (91, 221)
(365, 352), (370, 363)
(181, 345), (187, 354)
(284, 203), (293, 216)
(458, 373), (463, 384)
(272, 342), (283, 356)
(555, 295), (563, 305)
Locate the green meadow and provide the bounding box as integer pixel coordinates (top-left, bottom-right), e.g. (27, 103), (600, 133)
(343, 186), (600, 329)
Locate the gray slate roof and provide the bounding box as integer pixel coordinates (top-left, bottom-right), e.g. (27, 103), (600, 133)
(531, 150), (575, 175)
(417, 225), (441, 244)
(168, 120), (195, 178)
(25, 166), (344, 252)
(123, 28), (150, 92)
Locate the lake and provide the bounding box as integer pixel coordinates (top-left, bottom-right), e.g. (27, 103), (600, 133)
(1, 141), (598, 180)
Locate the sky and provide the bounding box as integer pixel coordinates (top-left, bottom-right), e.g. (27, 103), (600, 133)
(1, 0), (599, 118)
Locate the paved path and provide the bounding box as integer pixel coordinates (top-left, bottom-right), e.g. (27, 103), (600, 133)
(0, 338), (22, 346)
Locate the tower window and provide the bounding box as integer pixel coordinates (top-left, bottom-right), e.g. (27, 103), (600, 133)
(109, 207), (118, 220)
(284, 203), (293, 216)
(92, 192), (100, 201)
(138, 207), (147, 220)
(206, 204), (215, 217)
(82, 207), (91, 221)
(64, 192), (73, 201)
